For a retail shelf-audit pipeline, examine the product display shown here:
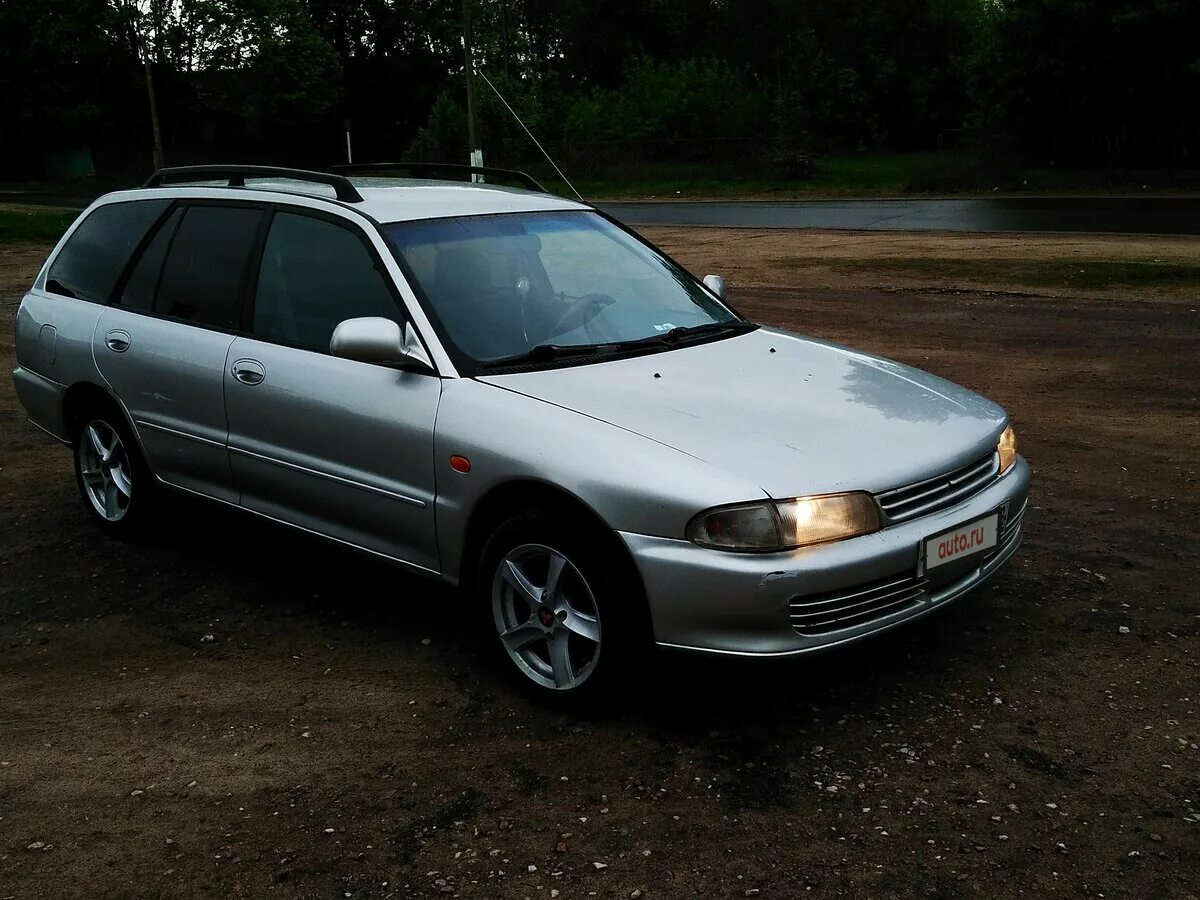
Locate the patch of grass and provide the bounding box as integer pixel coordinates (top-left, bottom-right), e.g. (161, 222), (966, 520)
(0, 208), (77, 244)
(785, 255), (1200, 292)
(810, 152), (935, 194)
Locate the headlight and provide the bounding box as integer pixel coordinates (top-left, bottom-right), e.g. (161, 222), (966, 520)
(687, 492), (881, 552)
(997, 424), (1017, 474)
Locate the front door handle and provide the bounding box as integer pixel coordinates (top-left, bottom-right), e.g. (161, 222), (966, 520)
(231, 358), (266, 386)
(105, 330), (131, 353)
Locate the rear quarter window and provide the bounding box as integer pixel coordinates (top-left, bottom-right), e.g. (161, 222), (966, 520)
(44, 199), (171, 302)
(118, 207), (183, 311)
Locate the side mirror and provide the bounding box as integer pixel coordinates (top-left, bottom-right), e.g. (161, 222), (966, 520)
(330, 317), (436, 373)
(703, 274), (727, 301)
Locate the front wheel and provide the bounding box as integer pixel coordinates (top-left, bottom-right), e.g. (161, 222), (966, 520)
(478, 507), (648, 702)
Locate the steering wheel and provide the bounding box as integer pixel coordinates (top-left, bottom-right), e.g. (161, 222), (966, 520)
(546, 293), (616, 341)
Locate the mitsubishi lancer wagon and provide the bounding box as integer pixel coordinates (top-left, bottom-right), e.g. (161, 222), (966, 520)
(12, 164), (1029, 701)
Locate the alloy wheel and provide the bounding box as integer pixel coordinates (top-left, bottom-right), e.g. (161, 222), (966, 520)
(78, 420), (133, 522)
(491, 543), (602, 691)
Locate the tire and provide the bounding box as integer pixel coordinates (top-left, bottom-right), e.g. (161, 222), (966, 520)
(71, 400), (155, 534)
(477, 506), (649, 704)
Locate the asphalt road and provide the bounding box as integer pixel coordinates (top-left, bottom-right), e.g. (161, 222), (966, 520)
(602, 196), (1200, 234)
(5, 189), (1198, 234)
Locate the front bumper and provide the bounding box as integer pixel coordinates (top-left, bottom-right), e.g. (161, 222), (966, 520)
(620, 456), (1030, 656)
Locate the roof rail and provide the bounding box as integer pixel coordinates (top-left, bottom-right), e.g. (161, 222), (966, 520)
(329, 162), (547, 194)
(142, 165), (364, 203)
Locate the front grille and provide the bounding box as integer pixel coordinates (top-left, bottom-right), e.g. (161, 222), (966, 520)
(788, 498), (1026, 638)
(788, 572), (927, 635)
(876, 452), (999, 523)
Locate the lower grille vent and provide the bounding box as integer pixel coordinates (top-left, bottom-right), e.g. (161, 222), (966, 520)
(789, 572), (927, 636)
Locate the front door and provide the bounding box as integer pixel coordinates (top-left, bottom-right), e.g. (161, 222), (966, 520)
(223, 209), (441, 572)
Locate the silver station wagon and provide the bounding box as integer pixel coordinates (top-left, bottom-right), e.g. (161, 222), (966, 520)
(12, 164), (1029, 700)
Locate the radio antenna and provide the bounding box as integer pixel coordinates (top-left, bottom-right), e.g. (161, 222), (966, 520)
(477, 69), (585, 203)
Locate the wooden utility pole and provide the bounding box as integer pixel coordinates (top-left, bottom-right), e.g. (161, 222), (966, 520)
(501, 0), (511, 79)
(144, 58), (165, 169)
(462, 0), (481, 169)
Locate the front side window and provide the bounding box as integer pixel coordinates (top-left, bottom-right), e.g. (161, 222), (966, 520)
(155, 206), (263, 329)
(45, 199), (170, 302)
(384, 211), (740, 367)
(252, 212), (403, 352)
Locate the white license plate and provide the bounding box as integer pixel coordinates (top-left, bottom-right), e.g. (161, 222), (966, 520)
(923, 512), (998, 571)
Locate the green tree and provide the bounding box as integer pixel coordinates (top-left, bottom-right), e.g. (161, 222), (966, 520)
(0, 0), (133, 149)
(970, 0), (1200, 167)
(108, 0), (342, 123)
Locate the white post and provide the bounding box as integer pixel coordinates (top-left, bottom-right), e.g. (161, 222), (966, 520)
(344, 118), (353, 165)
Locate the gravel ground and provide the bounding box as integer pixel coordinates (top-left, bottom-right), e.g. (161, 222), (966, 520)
(1, 231), (1197, 899)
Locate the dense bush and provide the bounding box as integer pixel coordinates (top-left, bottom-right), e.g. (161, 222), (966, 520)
(406, 91), (468, 162)
(562, 58), (769, 142)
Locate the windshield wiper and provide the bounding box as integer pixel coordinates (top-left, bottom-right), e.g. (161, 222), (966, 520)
(657, 320), (758, 343)
(478, 321), (757, 371)
(479, 342), (626, 370)
(590, 320), (757, 354)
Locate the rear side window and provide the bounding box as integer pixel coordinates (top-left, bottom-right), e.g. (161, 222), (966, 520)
(155, 206), (263, 329)
(45, 199), (170, 302)
(252, 212), (402, 352)
(118, 207), (183, 311)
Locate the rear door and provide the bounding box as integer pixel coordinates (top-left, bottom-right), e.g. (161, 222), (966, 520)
(223, 208), (441, 572)
(95, 203), (265, 502)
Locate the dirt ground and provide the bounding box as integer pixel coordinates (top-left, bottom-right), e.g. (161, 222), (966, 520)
(645, 227), (1200, 301)
(1, 229), (1197, 899)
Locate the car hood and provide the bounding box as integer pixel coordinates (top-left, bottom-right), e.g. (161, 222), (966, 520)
(478, 327), (1007, 498)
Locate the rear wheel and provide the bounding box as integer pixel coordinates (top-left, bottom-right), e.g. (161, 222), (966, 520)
(478, 507), (648, 703)
(72, 405), (153, 533)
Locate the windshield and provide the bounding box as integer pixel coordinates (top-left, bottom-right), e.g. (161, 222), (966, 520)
(383, 211), (741, 368)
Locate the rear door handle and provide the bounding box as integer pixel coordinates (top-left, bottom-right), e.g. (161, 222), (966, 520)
(231, 358), (266, 386)
(105, 330), (131, 353)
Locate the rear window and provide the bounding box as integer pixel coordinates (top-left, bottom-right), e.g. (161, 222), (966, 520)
(45, 200), (170, 302)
